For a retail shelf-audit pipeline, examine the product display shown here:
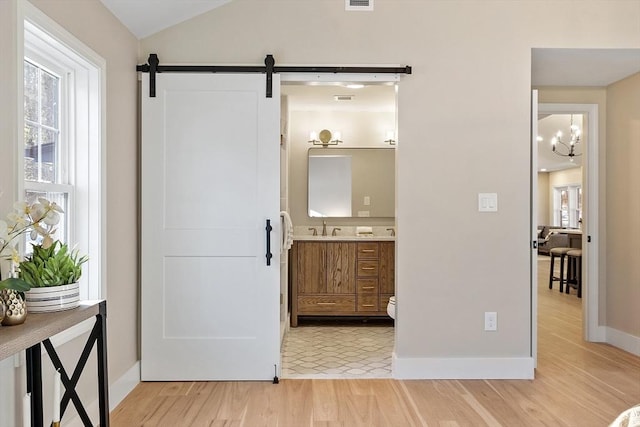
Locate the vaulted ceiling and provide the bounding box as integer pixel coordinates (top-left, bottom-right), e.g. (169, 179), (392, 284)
(99, 0), (231, 39)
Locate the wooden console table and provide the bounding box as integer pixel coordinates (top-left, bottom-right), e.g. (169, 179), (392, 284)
(0, 300), (109, 427)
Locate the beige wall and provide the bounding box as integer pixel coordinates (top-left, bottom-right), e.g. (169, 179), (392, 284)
(537, 173), (550, 225)
(605, 72), (640, 337)
(0, 0), (19, 214)
(549, 167), (582, 188)
(140, 0), (640, 373)
(0, 1), (21, 422)
(1, 0), (139, 423)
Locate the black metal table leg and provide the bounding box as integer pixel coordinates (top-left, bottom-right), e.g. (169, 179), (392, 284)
(44, 335), (94, 425)
(39, 302), (110, 427)
(97, 301), (110, 427)
(25, 342), (43, 427)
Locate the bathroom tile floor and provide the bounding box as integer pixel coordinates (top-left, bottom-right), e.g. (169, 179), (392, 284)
(281, 319), (394, 379)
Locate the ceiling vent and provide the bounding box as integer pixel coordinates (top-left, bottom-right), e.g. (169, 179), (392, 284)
(345, 0), (374, 12)
(334, 95), (355, 101)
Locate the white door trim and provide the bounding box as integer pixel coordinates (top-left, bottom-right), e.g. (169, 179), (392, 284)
(537, 103), (605, 342)
(530, 90), (538, 367)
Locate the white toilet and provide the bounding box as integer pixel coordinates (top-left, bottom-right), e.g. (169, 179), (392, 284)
(386, 296), (396, 320)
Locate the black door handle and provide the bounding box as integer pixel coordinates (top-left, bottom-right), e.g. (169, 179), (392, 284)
(265, 219), (273, 266)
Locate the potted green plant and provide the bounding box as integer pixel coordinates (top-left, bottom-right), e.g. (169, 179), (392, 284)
(20, 240), (88, 313)
(19, 241), (87, 287)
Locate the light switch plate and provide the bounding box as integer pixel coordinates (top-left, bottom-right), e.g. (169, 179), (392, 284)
(478, 193), (498, 212)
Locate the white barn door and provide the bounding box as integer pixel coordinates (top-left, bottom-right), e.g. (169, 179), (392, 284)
(141, 73), (280, 380)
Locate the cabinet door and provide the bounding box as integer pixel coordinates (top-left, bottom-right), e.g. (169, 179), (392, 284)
(379, 242), (395, 294)
(326, 242), (356, 294)
(295, 242), (326, 294)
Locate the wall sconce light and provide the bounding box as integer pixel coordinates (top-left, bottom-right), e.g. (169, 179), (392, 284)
(385, 130), (396, 145)
(309, 129), (343, 147)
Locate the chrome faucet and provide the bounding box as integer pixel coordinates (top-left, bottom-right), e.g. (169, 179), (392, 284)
(386, 228), (396, 237)
(322, 221), (327, 236)
(332, 227), (341, 236)
(308, 227), (317, 236)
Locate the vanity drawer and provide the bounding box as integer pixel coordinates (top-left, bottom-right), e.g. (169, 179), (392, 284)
(297, 296), (356, 313)
(357, 278), (378, 294)
(357, 242), (379, 259)
(357, 295), (379, 312)
(357, 260), (378, 277)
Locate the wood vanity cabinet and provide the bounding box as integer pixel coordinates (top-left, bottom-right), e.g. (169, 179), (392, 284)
(290, 240), (395, 326)
(379, 241), (395, 313)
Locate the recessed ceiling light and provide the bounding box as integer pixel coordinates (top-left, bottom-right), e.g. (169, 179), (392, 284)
(540, 168), (547, 172)
(345, 84), (364, 89)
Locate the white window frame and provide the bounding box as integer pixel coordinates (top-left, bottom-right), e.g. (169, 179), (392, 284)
(19, 1), (107, 344)
(553, 184), (581, 228)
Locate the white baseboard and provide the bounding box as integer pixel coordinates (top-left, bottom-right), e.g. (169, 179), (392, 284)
(109, 360), (141, 410)
(65, 361), (140, 427)
(606, 327), (640, 356)
(588, 325), (608, 343)
(392, 352), (535, 379)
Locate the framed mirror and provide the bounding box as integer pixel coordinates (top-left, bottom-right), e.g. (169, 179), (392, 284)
(308, 147), (395, 218)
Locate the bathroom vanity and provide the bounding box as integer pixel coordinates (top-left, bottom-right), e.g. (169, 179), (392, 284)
(290, 238), (395, 326)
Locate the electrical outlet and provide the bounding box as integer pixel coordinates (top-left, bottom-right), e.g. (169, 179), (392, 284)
(484, 312), (497, 331)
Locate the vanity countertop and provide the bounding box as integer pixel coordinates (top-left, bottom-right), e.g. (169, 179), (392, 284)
(293, 235), (395, 242)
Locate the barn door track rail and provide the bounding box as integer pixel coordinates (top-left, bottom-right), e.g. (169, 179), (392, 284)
(137, 54), (412, 98)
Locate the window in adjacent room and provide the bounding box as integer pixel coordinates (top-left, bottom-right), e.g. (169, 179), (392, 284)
(553, 185), (582, 228)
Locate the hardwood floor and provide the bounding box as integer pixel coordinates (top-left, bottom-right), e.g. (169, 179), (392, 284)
(112, 258), (640, 426)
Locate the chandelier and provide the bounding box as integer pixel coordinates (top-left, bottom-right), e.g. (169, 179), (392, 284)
(551, 115), (582, 161)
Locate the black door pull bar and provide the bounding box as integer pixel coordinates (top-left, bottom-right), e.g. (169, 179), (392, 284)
(266, 219), (273, 266)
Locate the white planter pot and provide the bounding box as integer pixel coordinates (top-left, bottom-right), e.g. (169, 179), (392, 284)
(25, 283), (80, 313)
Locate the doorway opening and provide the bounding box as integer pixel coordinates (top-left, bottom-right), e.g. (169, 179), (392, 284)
(279, 79), (398, 379)
(534, 103), (601, 359)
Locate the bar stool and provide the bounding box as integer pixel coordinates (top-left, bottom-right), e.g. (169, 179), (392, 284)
(549, 247), (572, 292)
(566, 249), (583, 298)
